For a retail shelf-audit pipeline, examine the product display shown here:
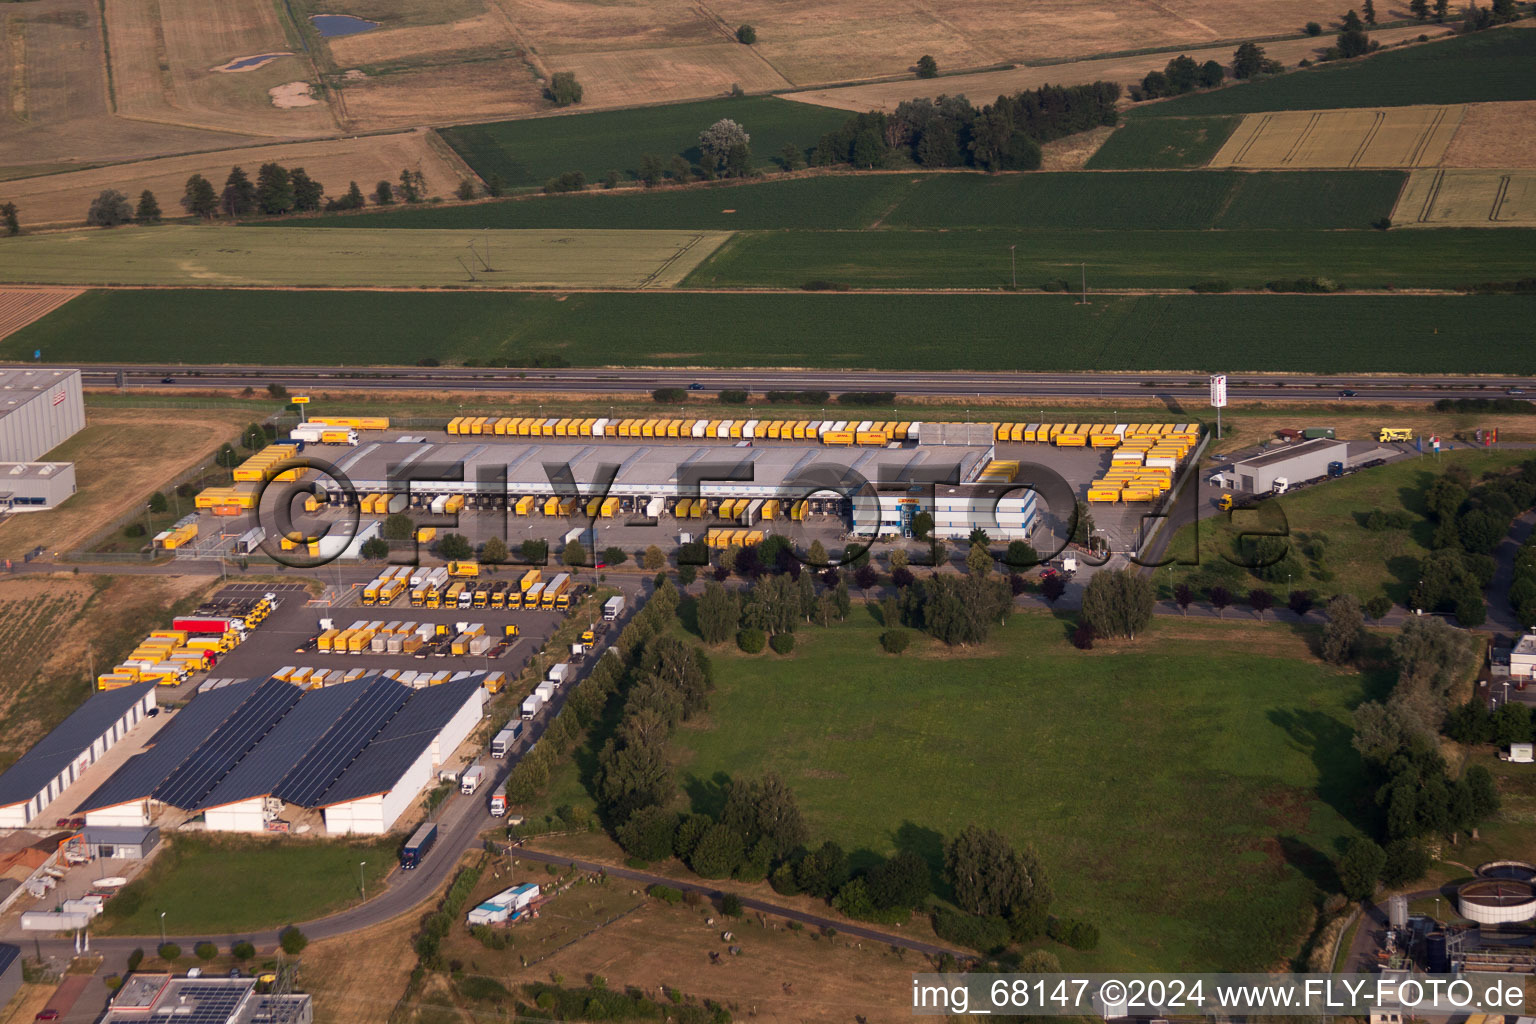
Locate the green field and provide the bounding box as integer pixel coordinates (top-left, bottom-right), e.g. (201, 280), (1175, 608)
(439, 96), (850, 189)
(98, 835), (397, 935)
(670, 613), (1372, 970)
(0, 226), (731, 289)
(1130, 28), (1536, 116)
(292, 170), (1405, 232)
(1169, 448), (1528, 606)
(11, 290), (1536, 371)
(685, 227), (1535, 290)
(1085, 117), (1242, 169)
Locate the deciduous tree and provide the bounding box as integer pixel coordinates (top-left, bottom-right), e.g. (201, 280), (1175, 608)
(86, 189), (133, 227)
(1081, 570), (1154, 639)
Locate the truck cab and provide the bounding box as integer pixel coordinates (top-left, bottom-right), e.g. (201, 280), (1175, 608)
(490, 793), (506, 817)
(1217, 493), (1234, 511)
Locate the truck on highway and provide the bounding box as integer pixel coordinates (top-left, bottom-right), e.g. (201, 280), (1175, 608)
(460, 764), (486, 796)
(400, 822), (437, 869)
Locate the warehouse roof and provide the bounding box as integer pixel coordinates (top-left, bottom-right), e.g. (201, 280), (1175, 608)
(80, 674), (484, 815)
(0, 462), (72, 480)
(0, 683), (153, 809)
(1232, 438), (1345, 470)
(317, 676), (483, 807)
(0, 369), (77, 420)
(324, 439), (990, 495)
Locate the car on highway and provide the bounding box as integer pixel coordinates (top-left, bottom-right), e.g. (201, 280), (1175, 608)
(1509, 388), (1527, 396)
(161, 376), (175, 384)
(688, 382), (704, 390)
(1338, 389), (1358, 397)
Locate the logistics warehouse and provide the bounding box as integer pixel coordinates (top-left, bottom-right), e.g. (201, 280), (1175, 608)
(67, 672), (485, 835)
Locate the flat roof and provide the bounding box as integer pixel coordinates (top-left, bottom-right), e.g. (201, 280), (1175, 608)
(82, 824), (158, 845)
(0, 369), (77, 421)
(318, 439), (990, 495)
(0, 462), (72, 480)
(0, 683), (153, 809)
(1233, 438), (1345, 470)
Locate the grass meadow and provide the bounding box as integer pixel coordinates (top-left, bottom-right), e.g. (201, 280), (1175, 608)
(1129, 28), (1536, 116)
(439, 96), (850, 188)
(669, 612), (1376, 970)
(1085, 116), (1242, 168)
(9, 290), (1536, 372)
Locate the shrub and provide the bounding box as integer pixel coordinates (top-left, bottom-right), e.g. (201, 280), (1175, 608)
(194, 942), (218, 962)
(735, 23), (756, 43)
(737, 627), (766, 653)
(653, 387), (688, 403)
(720, 893), (743, 916)
(1365, 595), (1393, 620)
(649, 884), (684, 905)
(1305, 20), (1323, 33)
(543, 170), (586, 193)
(546, 71), (583, 106)
(930, 909), (1010, 953)
(769, 633), (795, 655)
(880, 628), (911, 654)
(1047, 916), (1100, 950)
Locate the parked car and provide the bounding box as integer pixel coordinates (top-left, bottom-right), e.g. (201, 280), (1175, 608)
(34, 1011), (59, 1021)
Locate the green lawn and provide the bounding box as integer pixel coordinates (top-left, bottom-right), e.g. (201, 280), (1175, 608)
(10, 290), (1536, 372)
(1129, 28), (1536, 116)
(1167, 448), (1530, 605)
(670, 613), (1373, 971)
(685, 227), (1535, 290)
(98, 835), (398, 936)
(289, 170), (1405, 232)
(439, 96), (850, 189)
(1084, 116), (1242, 168)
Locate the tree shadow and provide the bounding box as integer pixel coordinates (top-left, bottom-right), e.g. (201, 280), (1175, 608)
(1278, 834), (1339, 893)
(677, 595), (703, 640)
(1386, 554), (1422, 606)
(1267, 707), (1375, 834)
(847, 846), (884, 877)
(681, 770), (732, 820)
(893, 820), (949, 901)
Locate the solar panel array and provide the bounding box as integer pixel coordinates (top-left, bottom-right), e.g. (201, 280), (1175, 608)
(0, 682), (153, 807)
(153, 678), (301, 809)
(316, 677), (484, 807)
(156, 983), (245, 1024)
(274, 676), (410, 806)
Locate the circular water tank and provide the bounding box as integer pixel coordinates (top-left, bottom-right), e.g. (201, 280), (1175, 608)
(1476, 860), (1536, 882)
(1457, 879), (1536, 925)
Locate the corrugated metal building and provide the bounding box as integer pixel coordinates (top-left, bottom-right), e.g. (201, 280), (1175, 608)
(0, 368), (85, 463)
(1231, 439), (1348, 493)
(0, 683), (156, 827)
(0, 461), (76, 510)
(78, 673), (486, 835)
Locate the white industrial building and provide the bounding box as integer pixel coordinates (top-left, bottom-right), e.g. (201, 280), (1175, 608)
(0, 368), (85, 463)
(0, 461), (76, 511)
(0, 683), (155, 828)
(77, 673), (485, 835)
(102, 973), (310, 1024)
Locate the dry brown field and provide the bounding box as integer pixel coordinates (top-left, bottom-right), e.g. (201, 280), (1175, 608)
(103, 0), (337, 137)
(554, 43), (792, 108)
(0, 407), (253, 559)
(786, 22), (1448, 111)
(489, 0), (722, 55)
(1442, 100), (1536, 168)
(334, 58), (546, 130)
(0, 129), (468, 227)
(324, 8), (519, 67)
(1391, 168), (1536, 227)
(0, 287), (82, 339)
(1209, 105), (1462, 168)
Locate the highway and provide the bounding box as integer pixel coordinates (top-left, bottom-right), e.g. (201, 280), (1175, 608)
(46, 363), (1536, 402)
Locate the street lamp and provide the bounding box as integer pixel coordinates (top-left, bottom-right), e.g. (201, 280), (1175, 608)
(359, 860), (367, 899)
(158, 911), (166, 947)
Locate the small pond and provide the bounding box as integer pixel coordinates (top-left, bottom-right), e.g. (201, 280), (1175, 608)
(310, 14), (379, 37)
(222, 52), (290, 70)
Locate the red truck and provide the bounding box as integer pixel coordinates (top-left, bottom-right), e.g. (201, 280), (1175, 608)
(173, 615), (243, 635)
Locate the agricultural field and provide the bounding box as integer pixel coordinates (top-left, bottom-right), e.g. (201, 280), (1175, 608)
(0, 130), (469, 228)
(1209, 106), (1463, 169)
(1084, 116), (1241, 169)
(438, 96), (850, 189)
(1166, 449), (1531, 606)
(330, 58), (547, 132)
(97, 834), (397, 935)
(294, 170), (1408, 232)
(1130, 28), (1536, 117)
(9, 289), (1536, 372)
(685, 226), (1534, 291)
(0, 225), (732, 289)
(1442, 100), (1536, 168)
(785, 23), (1444, 114)
(670, 613), (1372, 970)
(0, 574), (215, 770)
(1391, 169), (1536, 227)
(0, 407), (262, 559)
(544, 43), (791, 109)
(102, 0), (338, 137)
(0, 287), (82, 340)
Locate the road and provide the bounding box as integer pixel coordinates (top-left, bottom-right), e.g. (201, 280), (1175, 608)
(47, 363), (1536, 402)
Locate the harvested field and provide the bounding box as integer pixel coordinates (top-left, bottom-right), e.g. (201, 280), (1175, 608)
(323, 7), (517, 67)
(0, 574), (214, 769)
(491, 0), (721, 55)
(0, 129), (467, 227)
(0, 287), (82, 340)
(1209, 106), (1462, 169)
(0, 407), (252, 558)
(550, 42), (791, 108)
(0, 225), (733, 288)
(300, 904), (421, 1024)
(1442, 100), (1536, 169)
(334, 58), (544, 130)
(785, 23), (1440, 112)
(1391, 169), (1536, 228)
(103, 0), (338, 136)
(1040, 125), (1116, 171)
